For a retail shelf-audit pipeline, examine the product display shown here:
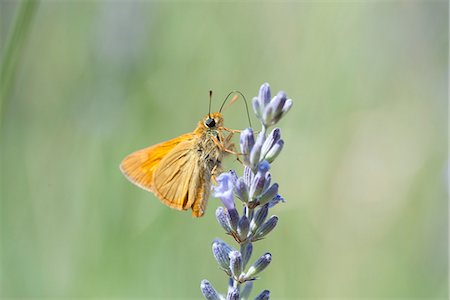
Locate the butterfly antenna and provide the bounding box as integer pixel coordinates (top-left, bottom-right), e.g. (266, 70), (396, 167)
(219, 90), (252, 128)
(208, 90), (213, 118)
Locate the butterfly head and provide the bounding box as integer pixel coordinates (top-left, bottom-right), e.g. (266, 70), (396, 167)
(203, 112), (224, 130)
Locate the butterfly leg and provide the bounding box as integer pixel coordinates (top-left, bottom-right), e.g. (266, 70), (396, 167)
(220, 127), (242, 134)
(219, 135), (244, 165)
(213, 133), (243, 162)
(211, 165), (219, 184)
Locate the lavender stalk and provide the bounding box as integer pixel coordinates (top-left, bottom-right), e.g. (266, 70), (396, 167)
(201, 83), (292, 300)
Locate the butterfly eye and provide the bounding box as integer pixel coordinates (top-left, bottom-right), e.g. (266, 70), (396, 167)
(205, 118), (216, 128)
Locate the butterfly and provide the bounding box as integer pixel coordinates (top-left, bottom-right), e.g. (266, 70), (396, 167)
(120, 109), (239, 217)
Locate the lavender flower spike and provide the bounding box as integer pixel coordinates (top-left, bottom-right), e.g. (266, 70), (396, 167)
(202, 83), (293, 299)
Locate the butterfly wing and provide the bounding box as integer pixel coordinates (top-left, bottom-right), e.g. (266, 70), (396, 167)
(120, 133), (194, 192)
(152, 137), (209, 216)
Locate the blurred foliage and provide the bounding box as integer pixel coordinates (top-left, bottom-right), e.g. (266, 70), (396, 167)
(1, 1), (447, 299)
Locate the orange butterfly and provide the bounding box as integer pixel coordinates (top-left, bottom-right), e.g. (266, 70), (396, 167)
(120, 110), (237, 217)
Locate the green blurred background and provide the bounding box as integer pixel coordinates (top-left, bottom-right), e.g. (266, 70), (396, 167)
(1, 1), (447, 299)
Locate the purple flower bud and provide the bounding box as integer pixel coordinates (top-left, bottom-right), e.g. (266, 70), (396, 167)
(268, 194), (285, 208)
(243, 166), (254, 186)
(240, 242), (253, 268)
(250, 204), (268, 232)
(216, 206), (233, 234)
(249, 161), (270, 200)
(200, 280), (221, 300)
(260, 90), (292, 126)
(263, 92), (286, 126)
(227, 208), (239, 231)
(249, 172), (265, 201)
(258, 82), (271, 107)
(252, 97), (262, 119)
(212, 173), (235, 210)
(237, 215), (250, 240)
(282, 98), (293, 115)
(212, 239), (233, 273)
(250, 132), (265, 169)
(262, 105), (275, 127)
(261, 128), (281, 159)
(254, 216), (278, 241)
(229, 251), (243, 279)
(258, 183), (278, 206)
(240, 281), (253, 300)
(264, 140), (284, 163)
(263, 172), (271, 192)
(273, 91), (287, 114)
(227, 287), (239, 300)
(235, 177), (249, 203)
(254, 290), (270, 300)
(240, 128), (255, 166)
(244, 252), (272, 279)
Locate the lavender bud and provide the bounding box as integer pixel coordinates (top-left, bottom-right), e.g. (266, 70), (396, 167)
(227, 287), (239, 300)
(262, 91), (292, 126)
(249, 161), (270, 200)
(235, 178), (249, 203)
(264, 140), (284, 163)
(282, 99), (293, 115)
(261, 128), (281, 159)
(258, 183), (278, 206)
(243, 166), (254, 186)
(249, 173), (265, 201)
(250, 132), (265, 169)
(250, 204), (268, 232)
(227, 208), (239, 231)
(244, 252), (272, 279)
(262, 105), (274, 127)
(273, 91), (287, 115)
(274, 97), (292, 123)
(240, 128), (255, 166)
(200, 280), (221, 300)
(262, 92), (286, 126)
(240, 242), (253, 268)
(229, 251), (243, 279)
(252, 97), (262, 119)
(268, 194), (285, 208)
(237, 215), (250, 240)
(254, 290), (270, 300)
(258, 82), (271, 107)
(240, 281), (253, 300)
(216, 207), (233, 234)
(254, 216), (278, 240)
(263, 172), (271, 192)
(212, 239), (234, 273)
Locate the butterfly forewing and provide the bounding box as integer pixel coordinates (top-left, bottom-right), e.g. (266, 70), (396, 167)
(120, 133), (194, 192)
